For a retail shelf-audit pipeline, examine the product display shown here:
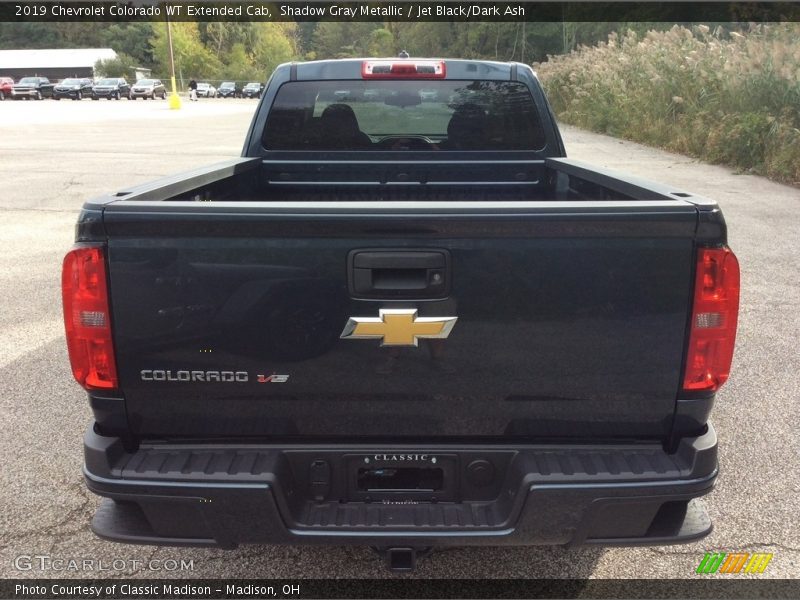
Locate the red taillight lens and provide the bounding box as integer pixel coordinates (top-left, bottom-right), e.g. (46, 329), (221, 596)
(682, 247), (740, 392)
(361, 60), (446, 79)
(61, 245), (118, 390)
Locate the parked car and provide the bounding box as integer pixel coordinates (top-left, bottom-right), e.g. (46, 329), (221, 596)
(242, 82), (263, 98)
(130, 79), (166, 100)
(217, 81), (240, 98)
(419, 88), (439, 101)
(92, 78), (131, 100)
(363, 88), (381, 100)
(196, 82), (216, 98)
(0, 77), (13, 101)
(11, 77), (54, 100)
(53, 78), (94, 100)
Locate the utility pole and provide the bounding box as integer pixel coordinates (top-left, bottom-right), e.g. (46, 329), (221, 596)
(166, 10), (181, 109)
(521, 21), (526, 64)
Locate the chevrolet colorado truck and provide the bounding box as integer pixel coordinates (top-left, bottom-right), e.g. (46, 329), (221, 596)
(64, 58), (739, 572)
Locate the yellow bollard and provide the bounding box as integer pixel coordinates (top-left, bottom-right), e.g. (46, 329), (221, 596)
(168, 76), (181, 110)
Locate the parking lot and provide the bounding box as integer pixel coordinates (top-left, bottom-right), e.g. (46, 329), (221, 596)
(0, 98), (798, 579)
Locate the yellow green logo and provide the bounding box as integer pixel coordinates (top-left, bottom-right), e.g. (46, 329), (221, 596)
(696, 552), (773, 574)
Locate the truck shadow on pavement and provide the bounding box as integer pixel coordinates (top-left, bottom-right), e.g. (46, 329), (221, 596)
(196, 544), (605, 578)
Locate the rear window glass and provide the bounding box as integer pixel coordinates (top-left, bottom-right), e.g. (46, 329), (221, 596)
(263, 80), (546, 151)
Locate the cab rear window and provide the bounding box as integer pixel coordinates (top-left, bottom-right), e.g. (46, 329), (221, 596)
(262, 80), (546, 151)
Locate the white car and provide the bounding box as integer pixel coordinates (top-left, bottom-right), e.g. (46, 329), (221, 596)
(420, 88), (439, 101)
(196, 83), (216, 98)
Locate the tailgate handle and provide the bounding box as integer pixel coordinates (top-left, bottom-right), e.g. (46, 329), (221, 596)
(349, 250), (450, 298)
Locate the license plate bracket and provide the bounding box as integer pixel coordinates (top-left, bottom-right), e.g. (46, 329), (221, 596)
(345, 453), (458, 502)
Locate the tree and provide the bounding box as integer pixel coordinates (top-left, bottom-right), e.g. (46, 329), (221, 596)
(150, 22), (222, 80)
(312, 23), (379, 58)
(100, 23), (154, 67)
(367, 28), (395, 56)
(0, 23), (63, 48)
(222, 43), (256, 82)
(94, 53), (138, 78)
(250, 23), (297, 78)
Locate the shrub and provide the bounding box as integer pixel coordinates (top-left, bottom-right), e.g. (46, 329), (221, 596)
(535, 24), (800, 185)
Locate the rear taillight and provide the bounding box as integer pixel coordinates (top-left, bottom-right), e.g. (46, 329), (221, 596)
(362, 60), (446, 79)
(682, 247), (740, 392)
(62, 245), (118, 390)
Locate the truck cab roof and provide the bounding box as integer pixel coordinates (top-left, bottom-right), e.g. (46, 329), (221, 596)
(282, 58), (528, 81)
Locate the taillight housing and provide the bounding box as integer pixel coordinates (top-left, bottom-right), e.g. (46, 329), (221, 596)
(682, 246), (740, 392)
(62, 245), (118, 390)
(362, 60), (446, 79)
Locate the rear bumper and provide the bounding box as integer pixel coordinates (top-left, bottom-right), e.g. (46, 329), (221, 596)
(84, 425), (717, 549)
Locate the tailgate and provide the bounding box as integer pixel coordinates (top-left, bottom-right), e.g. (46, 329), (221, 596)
(104, 200), (698, 440)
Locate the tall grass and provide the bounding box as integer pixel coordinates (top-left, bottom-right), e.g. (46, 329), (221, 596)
(535, 24), (800, 185)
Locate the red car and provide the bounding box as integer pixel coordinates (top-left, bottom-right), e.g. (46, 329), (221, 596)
(0, 77), (13, 101)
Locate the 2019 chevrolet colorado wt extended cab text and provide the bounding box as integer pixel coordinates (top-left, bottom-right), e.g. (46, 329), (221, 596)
(64, 58), (739, 571)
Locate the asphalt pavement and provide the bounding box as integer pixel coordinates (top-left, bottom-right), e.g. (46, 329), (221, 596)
(0, 98), (797, 580)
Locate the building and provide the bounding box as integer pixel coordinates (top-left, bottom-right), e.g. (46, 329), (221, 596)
(132, 66), (152, 81)
(0, 48), (118, 81)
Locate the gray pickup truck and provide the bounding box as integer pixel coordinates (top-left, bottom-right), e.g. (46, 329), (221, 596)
(63, 57), (739, 571)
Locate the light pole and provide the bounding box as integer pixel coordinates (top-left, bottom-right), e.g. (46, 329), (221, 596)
(166, 10), (181, 109)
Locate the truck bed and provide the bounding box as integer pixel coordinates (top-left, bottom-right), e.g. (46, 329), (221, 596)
(103, 156), (713, 205)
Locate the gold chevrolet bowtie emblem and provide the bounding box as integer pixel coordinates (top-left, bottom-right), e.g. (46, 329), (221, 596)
(340, 308), (457, 347)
